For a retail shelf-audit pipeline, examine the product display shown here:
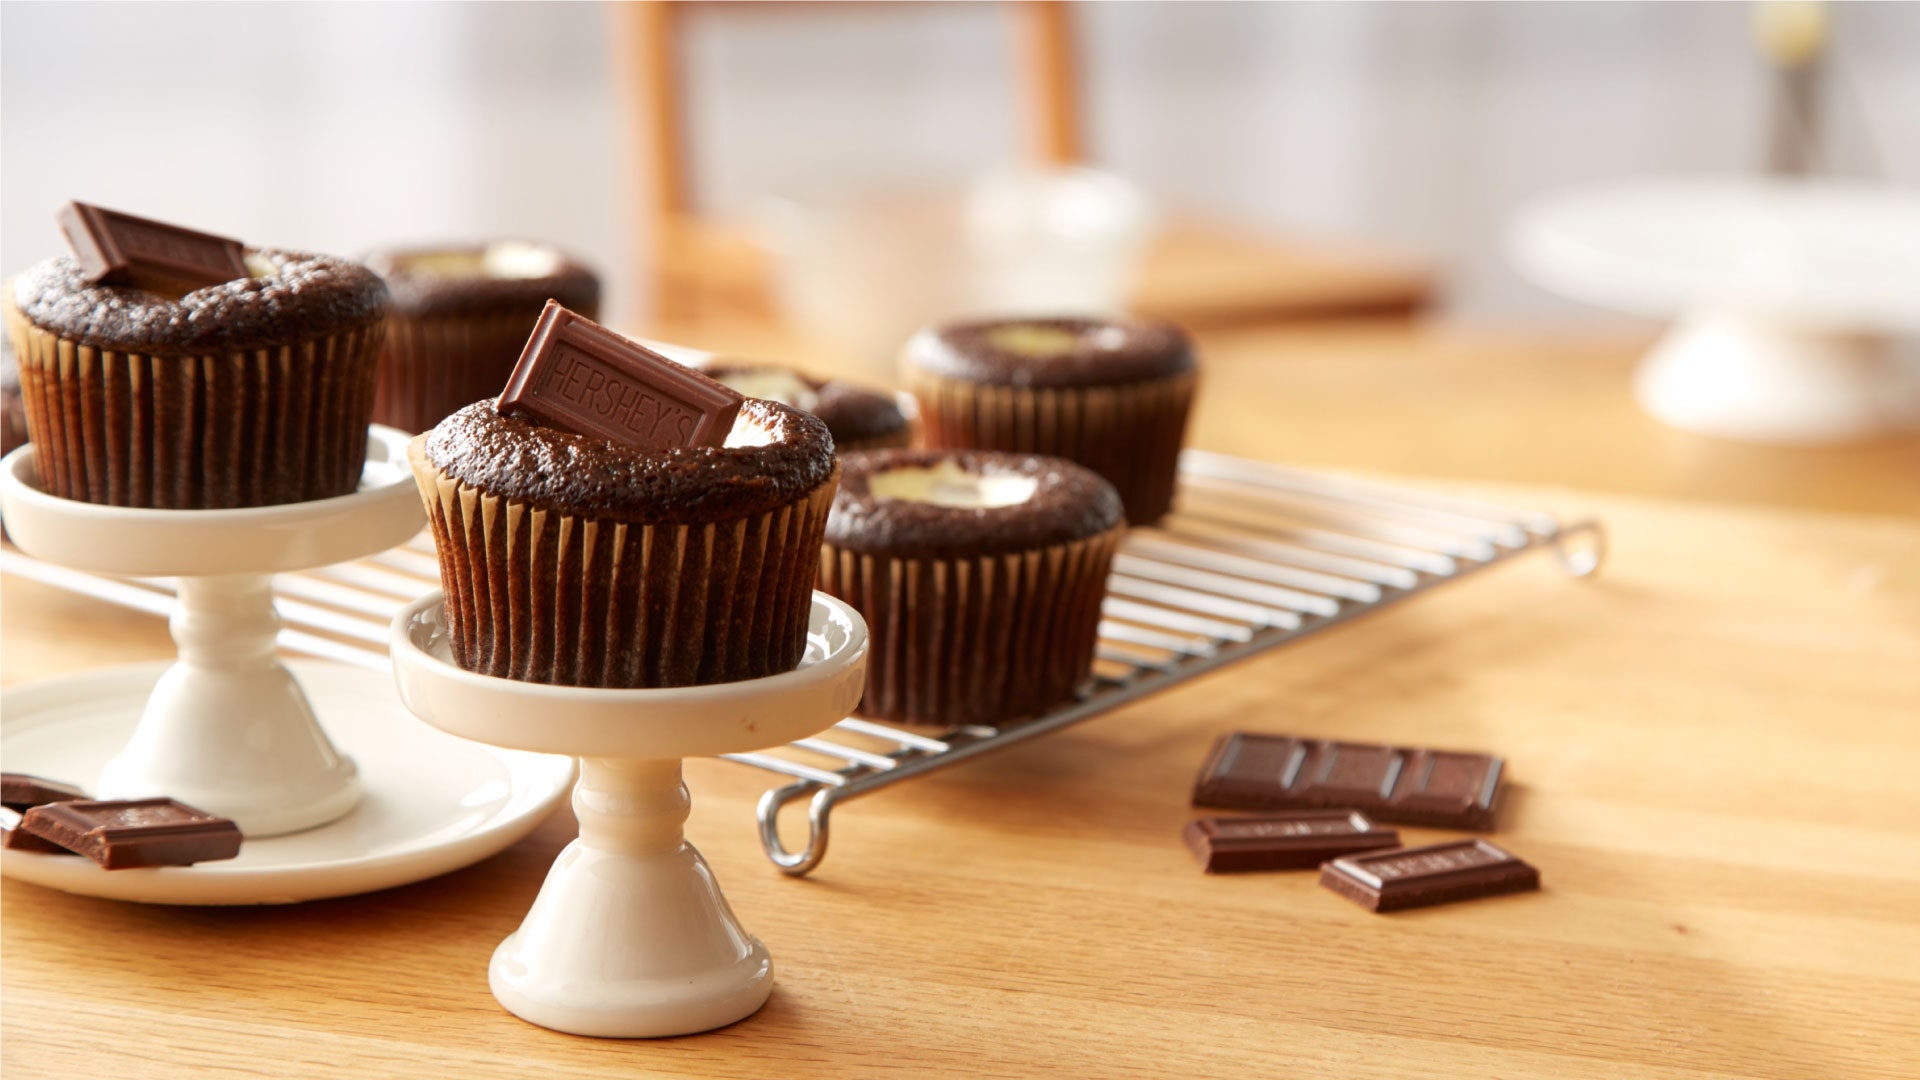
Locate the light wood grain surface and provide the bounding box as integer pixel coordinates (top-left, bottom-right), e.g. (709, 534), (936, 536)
(6, 322), (1920, 1078)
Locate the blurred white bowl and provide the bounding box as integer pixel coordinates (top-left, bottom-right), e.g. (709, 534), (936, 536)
(757, 167), (1155, 381)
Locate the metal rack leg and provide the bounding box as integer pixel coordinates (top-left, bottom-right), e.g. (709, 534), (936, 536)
(1551, 521), (1607, 578)
(756, 783), (837, 876)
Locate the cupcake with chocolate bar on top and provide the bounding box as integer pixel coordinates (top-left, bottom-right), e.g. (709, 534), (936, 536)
(364, 241), (599, 434)
(818, 447), (1123, 727)
(411, 304), (839, 689)
(902, 316), (1196, 525)
(5, 203), (389, 509)
(698, 359), (913, 453)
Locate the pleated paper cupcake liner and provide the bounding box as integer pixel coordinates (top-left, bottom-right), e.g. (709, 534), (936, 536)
(904, 369), (1196, 526)
(818, 525), (1123, 727)
(373, 308), (562, 435)
(411, 438), (839, 689)
(3, 298), (383, 509)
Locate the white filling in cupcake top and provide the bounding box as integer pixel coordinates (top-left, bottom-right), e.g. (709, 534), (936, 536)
(398, 242), (564, 280)
(984, 324), (1080, 356)
(244, 252), (277, 279)
(724, 410), (779, 448)
(869, 460), (1039, 508)
(983, 322), (1131, 357)
(710, 368), (819, 412)
(482, 241), (564, 279)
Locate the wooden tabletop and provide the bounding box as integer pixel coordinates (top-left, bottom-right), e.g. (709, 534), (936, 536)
(6, 322), (1920, 1078)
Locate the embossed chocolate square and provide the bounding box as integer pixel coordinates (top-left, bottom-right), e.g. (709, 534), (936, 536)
(1183, 810), (1400, 873)
(56, 201), (249, 294)
(1320, 839), (1539, 913)
(497, 301), (744, 450)
(20, 798), (242, 870)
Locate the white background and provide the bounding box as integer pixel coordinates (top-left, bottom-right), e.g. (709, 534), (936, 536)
(4, 1), (1915, 326)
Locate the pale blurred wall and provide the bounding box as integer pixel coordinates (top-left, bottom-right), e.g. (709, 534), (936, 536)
(4, 1), (1916, 326)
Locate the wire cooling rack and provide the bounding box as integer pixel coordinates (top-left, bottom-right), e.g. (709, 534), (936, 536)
(0, 449), (1603, 875)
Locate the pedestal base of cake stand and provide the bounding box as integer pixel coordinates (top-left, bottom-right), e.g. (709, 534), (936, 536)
(390, 591), (869, 1038)
(0, 428), (424, 837)
(1633, 311), (1915, 443)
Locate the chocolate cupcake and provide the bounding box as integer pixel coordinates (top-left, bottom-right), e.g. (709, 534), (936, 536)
(698, 359), (913, 453)
(902, 316), (1197, 525)
(4, 250), (389, 509)
(364, 242), (599, 434)
(412, 398), (839, 688)
(818, 448), (1124, 727)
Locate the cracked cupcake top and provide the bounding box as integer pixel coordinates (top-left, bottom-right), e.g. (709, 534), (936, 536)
(826, 447), (1123, 559)
(903, 315), (1194, 389)
(9, 249), (389, 355)
(421, 397), (838, 526)
(698, 359), (910, 449)
(363, 242), (599, 319)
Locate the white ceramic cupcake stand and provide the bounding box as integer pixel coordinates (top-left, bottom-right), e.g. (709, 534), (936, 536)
(390, 590), (869, 1037)
(1511, 176), (1920, 443)
(0, 428), (574, 904)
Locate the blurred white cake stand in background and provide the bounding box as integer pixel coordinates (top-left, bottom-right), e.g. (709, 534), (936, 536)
(390, 591), (869, 1038)
(0, 429), (576, 903)
(1511, 176), (1920, 443)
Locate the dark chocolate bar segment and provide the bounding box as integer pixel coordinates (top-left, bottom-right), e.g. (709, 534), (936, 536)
(1183, 810), (1401, 873)
(0, 807), (76, 855)
(1192, 733), (1504, 830)
(20, 798), (242, 870)
(1319, 839), (1539, 912)
(0, 772), (87, 811)
(56, 201), (249, 294)
(498, 301), (744, 450)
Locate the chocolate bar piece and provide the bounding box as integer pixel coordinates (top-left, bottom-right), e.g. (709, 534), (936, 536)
(1320, 839), (1539, 912)
(0, 807), (75, 855)
(1192, 733), (1504, 830)
(1183, 810), (1401, 873)
(56, 201), (249, 295)
(0, 772), (87, 811)
(498, 301), (744, 450)
(21, 798), (242, 870)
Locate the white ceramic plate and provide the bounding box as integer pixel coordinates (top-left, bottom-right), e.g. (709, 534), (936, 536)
(0, 662), (575, 905)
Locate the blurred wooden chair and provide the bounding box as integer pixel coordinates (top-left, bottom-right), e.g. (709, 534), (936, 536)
(615, 1), (1434, 329)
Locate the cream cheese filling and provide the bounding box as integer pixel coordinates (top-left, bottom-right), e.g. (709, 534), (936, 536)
(869, 460), (1039, 509)
(398, 242), (564, 280)
(723, 411), (778, 448)
(984, 323), (1081, 356)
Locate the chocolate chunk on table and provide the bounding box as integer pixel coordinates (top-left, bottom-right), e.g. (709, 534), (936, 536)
(498, 301), (744, 450)
(1, 807), (75, 855)
(1320, 839), (1540, 913)
(0, 772), (87, 811)
(1183, 810), (1401, 873)
(20, 798), (242, 870)
(1192, 732), (1505, 830)
(56, 201), (249, 295)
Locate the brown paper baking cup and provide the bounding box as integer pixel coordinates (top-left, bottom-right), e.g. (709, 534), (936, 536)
(818, 524), (1123, 727)
(373, 308), (564, 434)
(905, 369), (1195, 526)
(411, 439), (838, 688)
(3, 297), (383, 509)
